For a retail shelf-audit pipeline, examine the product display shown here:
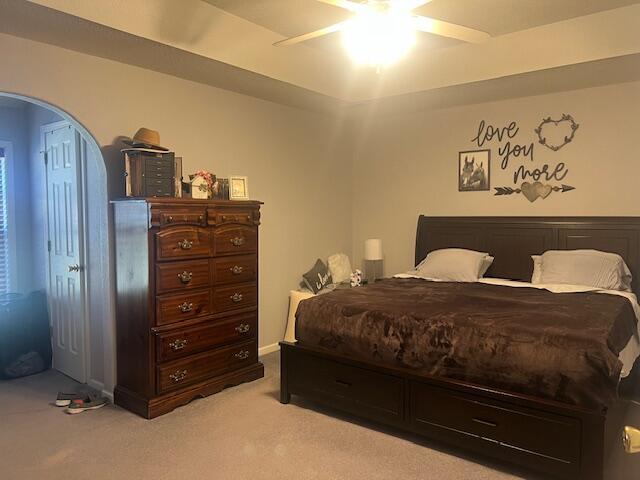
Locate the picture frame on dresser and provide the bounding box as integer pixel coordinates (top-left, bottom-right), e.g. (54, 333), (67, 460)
(229, 176), (249, 200)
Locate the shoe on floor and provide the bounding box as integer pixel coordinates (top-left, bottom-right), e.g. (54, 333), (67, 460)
(55, 392), (90, 407)
(65, 396), (108, 415)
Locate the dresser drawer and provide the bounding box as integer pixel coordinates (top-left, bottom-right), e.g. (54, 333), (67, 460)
(155, 260), (211, 294)
(289, 353), (403, 424)
(213, 283), (257, 312)
(156, 227), (211, 261)
(157, 340), (257, 394)
(410, 382), (581, 474)
(212, 254), (257, 285)
(156, 289), (212, 326)
(160, 210), (206, 227)
(213, 225), (257, 255)
(216, 211), (255, 225)
(156, 313), (257, 362)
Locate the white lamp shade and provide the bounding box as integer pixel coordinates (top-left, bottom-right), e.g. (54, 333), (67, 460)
(364, 238), (383, 260)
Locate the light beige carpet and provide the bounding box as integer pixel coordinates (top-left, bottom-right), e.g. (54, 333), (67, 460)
(1, 352), (638, 480)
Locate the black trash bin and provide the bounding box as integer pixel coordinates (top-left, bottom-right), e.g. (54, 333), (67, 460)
(0, 290), (52, 379)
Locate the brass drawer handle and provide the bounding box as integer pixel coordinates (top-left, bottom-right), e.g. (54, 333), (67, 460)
(169, 369), (188, 382)
(169, 339), (188, 351)
(178, 302), (193, 313)
(177, 271), (193, 284)
(234, 350), (250, 360)
(198, 214), (204, 222)
(230, 236), (245, 247)
(230, 265), (244, 275)
(230, 293), (243, 303)
(246, 215), (251, 221)
(166, 216), (173, 223)
(235, 323), (250, 334)
(178, 239), (193, 250)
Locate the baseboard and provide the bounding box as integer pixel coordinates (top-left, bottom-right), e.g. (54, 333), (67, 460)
(258, 342), (280, 357)
(88, 378), (113, 402)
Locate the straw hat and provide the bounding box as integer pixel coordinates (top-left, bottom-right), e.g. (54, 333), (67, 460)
(123, 127), (169, 152)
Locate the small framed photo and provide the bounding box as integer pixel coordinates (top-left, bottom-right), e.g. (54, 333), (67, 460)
(458, 149), (490, 192)
(229, 176), (249, 200)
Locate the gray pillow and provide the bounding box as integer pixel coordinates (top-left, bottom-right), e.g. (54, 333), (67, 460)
(539, 249), (632, 291)
(302, 259), (333, 294)
(415, 248), (489, 282)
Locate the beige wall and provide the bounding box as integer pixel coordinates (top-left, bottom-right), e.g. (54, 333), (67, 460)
(350, 81), (640, 275)
(0, 33), (353, 355)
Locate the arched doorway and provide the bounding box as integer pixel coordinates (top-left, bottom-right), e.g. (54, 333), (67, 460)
(0, 92), (114, 398)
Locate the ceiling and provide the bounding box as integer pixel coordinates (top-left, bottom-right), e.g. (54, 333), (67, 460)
(205, 0), (638, 55)
(1, 0), (639, 113)
(206, 0), (639, 37)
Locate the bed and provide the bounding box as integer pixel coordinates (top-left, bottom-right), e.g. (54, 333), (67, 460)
(279, 216), (640, 480)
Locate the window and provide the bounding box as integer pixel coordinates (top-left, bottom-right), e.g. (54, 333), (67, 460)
(0, 143), (11, 294)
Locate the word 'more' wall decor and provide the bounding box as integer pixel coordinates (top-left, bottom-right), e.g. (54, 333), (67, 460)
(464, 114), (579, 202)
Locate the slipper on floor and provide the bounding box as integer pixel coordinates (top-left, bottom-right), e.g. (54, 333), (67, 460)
(55, 392), (90, 407)
(65, 396), (108, 415)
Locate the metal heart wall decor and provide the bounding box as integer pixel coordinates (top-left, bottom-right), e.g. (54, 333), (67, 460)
(534, 114), (579, 152)
(494, 183), (575, 202)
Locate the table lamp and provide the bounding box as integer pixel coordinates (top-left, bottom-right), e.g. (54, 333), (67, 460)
(364, 238), (383, 283)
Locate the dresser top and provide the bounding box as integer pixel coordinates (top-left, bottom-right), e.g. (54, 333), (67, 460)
(112, 197), (263, 207)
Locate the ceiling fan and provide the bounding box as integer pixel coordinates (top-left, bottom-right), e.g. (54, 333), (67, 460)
(273, 0), (490, 67)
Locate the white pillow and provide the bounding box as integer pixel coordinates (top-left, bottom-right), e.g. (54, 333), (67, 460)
(327, 253), (352, 284)
(415, 248), (489, 282)
(539, 249), (632, 291)
(531, 255), (542, 284)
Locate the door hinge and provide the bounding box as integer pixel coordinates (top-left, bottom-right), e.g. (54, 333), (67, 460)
(47, 240), (51, 252)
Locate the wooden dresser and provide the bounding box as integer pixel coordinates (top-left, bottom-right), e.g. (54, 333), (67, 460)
(112, 198), (264, 418)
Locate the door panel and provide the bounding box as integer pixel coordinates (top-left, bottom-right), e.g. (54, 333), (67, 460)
(45, 123), (86, 383)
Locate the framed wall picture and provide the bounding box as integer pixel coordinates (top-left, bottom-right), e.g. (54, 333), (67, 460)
(229, 175), (249, 200)
(458, 149), (490, 192)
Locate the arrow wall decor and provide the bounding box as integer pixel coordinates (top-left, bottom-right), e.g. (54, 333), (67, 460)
(494, 182), (575, 202)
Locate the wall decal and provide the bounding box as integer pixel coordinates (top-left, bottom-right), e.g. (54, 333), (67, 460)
(471, 120), (534, 170)
(534, 114), (579, 152)
(458, 149), (490, 191)
(494, 182), (575, 202)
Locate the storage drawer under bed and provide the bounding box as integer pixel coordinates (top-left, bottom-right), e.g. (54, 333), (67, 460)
(289, 353), (403, 425)
(409, 381), (581, 478)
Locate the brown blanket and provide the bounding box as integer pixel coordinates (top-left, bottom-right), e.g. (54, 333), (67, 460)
(295, 279), (638, 410)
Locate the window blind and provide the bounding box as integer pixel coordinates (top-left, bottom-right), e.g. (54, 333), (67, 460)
(0, 146), (8, 294)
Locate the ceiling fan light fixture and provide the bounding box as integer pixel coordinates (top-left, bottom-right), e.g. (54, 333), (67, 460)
(341, 8), (416, 68)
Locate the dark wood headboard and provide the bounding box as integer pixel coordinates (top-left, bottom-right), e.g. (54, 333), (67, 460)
(415, 216), (640, 296)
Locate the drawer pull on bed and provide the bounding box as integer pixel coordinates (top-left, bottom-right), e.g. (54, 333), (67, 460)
(335, 379), (352, 388)
(178, 302), (194, 313)
(235, 323), (251, 334)
(178, 239), (193, 250)
(169, 369), (188, 383)
(472, 417), (498, 428)
(234, 350), (250, 360)
(230, 265), (244, 275)
(169, 339), (188, 351)
(177, 271), (193, 284)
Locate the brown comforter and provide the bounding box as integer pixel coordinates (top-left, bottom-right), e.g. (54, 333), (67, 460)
(295, 279), (638, 410)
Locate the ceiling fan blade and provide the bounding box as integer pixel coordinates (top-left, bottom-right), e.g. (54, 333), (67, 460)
(316, 0), (367, 13)
(273, 21), (349, 47)
(397, 0), (433, 11)
(413, 15), (490, 43)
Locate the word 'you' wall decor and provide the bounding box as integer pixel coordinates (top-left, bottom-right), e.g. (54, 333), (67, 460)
(458, 114), (579, 202)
